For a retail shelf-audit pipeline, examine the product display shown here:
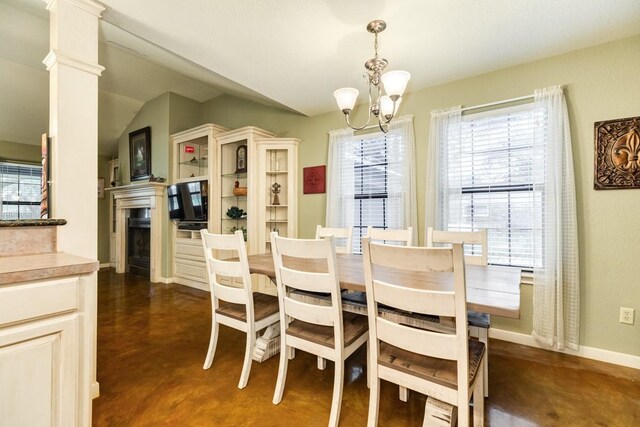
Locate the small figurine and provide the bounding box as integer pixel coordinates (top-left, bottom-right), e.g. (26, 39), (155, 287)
(271, 182), (281, 205)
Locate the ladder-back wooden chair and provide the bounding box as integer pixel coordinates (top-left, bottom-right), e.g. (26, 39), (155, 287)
(315, 225), (353, 254)
(365, 226), (413, 246)
(271, 232), (368, 427)
(362, 237), (485, 427)
(200, 229), (280, 389)
(427, 227), (490, 397)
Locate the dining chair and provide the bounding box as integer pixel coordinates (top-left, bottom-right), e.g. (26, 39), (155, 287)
(365, 226), (413, 246)
(315, 225), (353, 254)
(427, 227), (490, 397)
(362, 237), (485, 427)
(270, 232), (369, 427)
(200, 229), (280, 389)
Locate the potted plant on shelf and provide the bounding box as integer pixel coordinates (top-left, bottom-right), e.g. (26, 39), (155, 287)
(226, 206), (246, 220)
(230, 225), (248, 241)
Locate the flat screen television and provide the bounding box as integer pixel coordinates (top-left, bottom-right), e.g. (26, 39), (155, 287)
(167, 180), (208, 222)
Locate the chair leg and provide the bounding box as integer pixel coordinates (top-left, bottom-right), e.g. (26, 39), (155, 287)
(367, 378), (380, 427)
(273, 344), (289, 405)
(238, 327), (255, 389)
(288, 347), (296, 360)
(473, 358), (485, 427)
(399, 386), (408, 402)
(366, 340), (370, 389)
(202, 319), (219, 370)
(328, 360), (344, 427)
(318, 356), (326, 370)
(479, 327), (489, 397)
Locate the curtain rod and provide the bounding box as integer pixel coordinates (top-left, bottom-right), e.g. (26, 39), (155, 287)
(461, 94), (534, 113)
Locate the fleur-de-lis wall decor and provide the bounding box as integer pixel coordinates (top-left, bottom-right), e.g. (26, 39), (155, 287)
(594, 116), (640, 189)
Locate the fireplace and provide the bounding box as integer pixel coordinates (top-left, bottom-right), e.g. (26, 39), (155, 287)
(127, 208), (151, 277)
(110, 183), (166, 283)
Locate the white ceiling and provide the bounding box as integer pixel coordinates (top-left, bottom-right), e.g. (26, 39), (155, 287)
(2, 0), (640, 156)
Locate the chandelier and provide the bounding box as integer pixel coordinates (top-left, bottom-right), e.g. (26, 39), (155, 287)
(333, 20), (410, 133)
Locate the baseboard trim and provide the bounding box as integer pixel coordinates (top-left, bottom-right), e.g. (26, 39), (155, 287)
(155, 276), (173, 284)
(91, 381), (100, 399)
(490, 328), (640, 370)
(98, 262), (112, 269)
(172, 276), (209, 292)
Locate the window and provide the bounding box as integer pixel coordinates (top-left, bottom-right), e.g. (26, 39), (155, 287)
(443, 104), (543, 269)
(327, 117), (417, 254)
(0, 162), (42, 220)
(351, 133), (399, 253)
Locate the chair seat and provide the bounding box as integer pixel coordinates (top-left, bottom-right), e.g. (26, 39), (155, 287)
(378, 339), (485, 390)
(286, 312), (368, 348)
(468, 311), (490, 328)
(216, 293), (279, 322)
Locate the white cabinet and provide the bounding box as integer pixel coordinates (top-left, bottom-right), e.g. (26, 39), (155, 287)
(0, 274), (94, 427)
(171, 124), (228, 185)
(256, 138), (299, 252)
(170, 124), (227, 288)
(213, 126), (275, 256)
(172, 229), (208, 291)
(169, 125), (300, 293)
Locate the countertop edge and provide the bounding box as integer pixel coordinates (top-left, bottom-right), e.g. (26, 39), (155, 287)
(0, 219), (67, 227)
(0, 252), (99, 285)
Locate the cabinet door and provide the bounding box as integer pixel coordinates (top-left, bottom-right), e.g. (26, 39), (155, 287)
(0, 315), (78, 427)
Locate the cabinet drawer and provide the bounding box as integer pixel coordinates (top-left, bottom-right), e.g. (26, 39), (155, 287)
(176, 243), (205, 260)
(0, 277), (79, 327)
(174, 260), (206, 282)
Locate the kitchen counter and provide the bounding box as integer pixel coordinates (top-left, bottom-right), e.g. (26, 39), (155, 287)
(0, 251), (99, 285)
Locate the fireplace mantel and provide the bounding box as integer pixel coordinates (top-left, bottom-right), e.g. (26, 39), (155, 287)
(109, 183), (166, 282)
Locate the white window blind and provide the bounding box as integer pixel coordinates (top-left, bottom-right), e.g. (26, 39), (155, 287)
(444, 104), (544, 269)
(350, 132), (406, 253)
(0, 161), (42, 220)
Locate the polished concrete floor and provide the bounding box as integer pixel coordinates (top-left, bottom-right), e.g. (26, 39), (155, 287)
(93, 270), (640, 426)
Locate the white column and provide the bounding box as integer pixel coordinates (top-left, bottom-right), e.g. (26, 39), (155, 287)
(43, 0), (105, 260)
(42, 1), (104, 425)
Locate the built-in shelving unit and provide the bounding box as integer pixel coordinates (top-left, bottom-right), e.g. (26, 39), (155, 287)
(170, 124), (228, 290)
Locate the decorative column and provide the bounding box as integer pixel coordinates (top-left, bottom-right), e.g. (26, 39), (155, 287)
(43, 0), (105, 260)
(42, 0), (104, 425)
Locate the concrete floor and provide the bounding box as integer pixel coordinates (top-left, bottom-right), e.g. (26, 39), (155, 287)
(92, 270), (640, 426)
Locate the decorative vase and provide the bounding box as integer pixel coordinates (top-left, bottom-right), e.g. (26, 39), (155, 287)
(232, 180), (247, 196)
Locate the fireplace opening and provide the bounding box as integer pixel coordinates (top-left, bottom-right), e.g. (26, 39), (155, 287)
(127, 208), (151, 278)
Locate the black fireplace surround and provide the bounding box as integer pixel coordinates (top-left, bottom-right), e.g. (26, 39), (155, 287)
(127, 208), (150, 277)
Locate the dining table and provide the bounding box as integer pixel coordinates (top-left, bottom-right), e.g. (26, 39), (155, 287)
(246, 252), (521, 321)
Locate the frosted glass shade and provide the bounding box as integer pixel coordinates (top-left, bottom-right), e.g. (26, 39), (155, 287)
(334, 87), (359, 111)
(381, 70), (410, 98)
(380, 95), (402, 117)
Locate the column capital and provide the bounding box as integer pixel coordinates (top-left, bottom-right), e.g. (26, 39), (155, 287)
(43, 49), (105, 76)
(43, 0), (105, 17)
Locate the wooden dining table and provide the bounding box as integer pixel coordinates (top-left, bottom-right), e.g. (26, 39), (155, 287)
(247, 253), (521, 319)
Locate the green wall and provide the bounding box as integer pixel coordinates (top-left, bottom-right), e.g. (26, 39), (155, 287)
(97, 154), (111, 264)
(106, 35), (639, 357)
(117, 93), (170, 185)
(0, 140), (40, 163)
(199, 35), (640, 357)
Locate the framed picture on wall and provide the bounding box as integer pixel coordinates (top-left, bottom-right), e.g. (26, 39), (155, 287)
(129, 126), (151, 181)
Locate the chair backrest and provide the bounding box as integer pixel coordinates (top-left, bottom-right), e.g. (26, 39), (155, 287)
(365, 226), (413, 246)
(271, 232), (344, 348)
(315, 225), (353, 254)
(200, 229), (254, 317)
(426, 227), (488, 266)
(362, 237), (470, 400)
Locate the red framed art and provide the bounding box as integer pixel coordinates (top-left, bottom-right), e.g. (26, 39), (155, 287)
(303, 165), (326, 194)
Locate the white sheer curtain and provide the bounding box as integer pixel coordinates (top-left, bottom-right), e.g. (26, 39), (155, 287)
(425, 107), (462, 237)
(387, 115), (418, 244)
(326, 116), (417, 244)
(532, 85), (580, 351)
(326, 128), (355, 228)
